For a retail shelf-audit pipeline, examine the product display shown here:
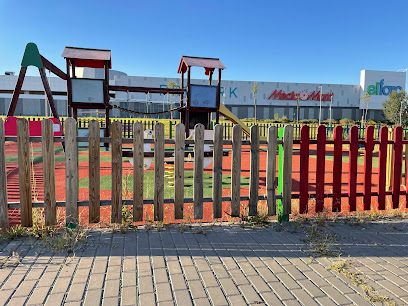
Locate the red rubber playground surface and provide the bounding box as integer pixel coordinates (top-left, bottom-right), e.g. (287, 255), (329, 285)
(4, 142), (405, 226)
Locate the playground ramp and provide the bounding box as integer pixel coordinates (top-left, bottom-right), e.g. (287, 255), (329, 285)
(219, 104), (250, 136)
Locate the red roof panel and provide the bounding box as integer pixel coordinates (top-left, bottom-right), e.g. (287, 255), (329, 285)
(178, 56), (225, 73)
(62, 47), (111, 68)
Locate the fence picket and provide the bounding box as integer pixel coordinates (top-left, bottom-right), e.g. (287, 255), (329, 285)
(249, 125), (259, 216)
(42, 119), (57, 225)
(363, 126), (374, 210)
(316, 126), (326, 212)
(266, 126), (277, 215)
(348, 126), (358, 211)
(133, 122), (144, 221)
(0, 118), (8, 228)
(332, 126), (343, 212)
(89, 120), (100, 223)
(386, 129), (393, 191)
(213, 124), (223, 219)
(17, 119), (32, 227)
(378, 127), (388, 210)
(154, 123), (165, 221)
(231, 125), (242, 217)
(282, 125), (293, 215)
(174, 123), (185, 219)
(392, 126), (403, 209)
(65, 118), (78, 225)
(299, 126), (309, 214)
(194, 124), (204, 219)
(111, 121), (122, 223)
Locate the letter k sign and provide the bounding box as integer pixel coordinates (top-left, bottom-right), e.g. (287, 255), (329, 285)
(230, 87), (237, 98)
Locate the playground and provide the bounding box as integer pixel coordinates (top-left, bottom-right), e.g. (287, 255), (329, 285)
(1, 42), (408, 230)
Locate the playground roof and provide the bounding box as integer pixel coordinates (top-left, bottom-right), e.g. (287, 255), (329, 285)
(178, 56), (226, 74)
(62, 47), (112, 69)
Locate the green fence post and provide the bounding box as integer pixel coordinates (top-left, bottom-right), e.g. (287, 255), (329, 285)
(169, 121), (172, 139)
(277, 127), (288, 223)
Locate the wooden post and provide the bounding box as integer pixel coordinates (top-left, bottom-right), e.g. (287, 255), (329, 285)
(378, 127), (388, 210)
(65, 118), (78, 225)
(216, 68), (222, 124)
(42, 119), (57, 225)
(174, 123), (185, 219)
(231, 125), (242, 217)
(392, 126), (403, 209)
(154, 123), (165, 221)
(17, 119), (32, 227)
(266, 126), (277, 215)
(133, 122), (144, 221)
(194, 123), (204, 219)
(299, 126), (309, 214)
(282, 125), (293, 216)
(0, 118), (8, 228)
(348, 126), (358, 212)
(316, 126), (326, 212)
(213, 124), (223, 219)
(111, 121), (122, 223)
(249, 125), (259, 216)
(89, 120), (100, 223)
(66, 60), (72, 117)
(363, 126), (374, 211)
(185, 67), (191, 136)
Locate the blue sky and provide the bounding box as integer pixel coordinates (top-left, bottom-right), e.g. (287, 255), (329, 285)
(1, 0), (407, 85)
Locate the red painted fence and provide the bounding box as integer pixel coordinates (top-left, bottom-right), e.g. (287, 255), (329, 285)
(295, 125), (407, 214)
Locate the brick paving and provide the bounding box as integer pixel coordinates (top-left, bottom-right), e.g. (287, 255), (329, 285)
(1, 219), (408, 305)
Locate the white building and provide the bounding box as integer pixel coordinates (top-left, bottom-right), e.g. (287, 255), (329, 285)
(0, 68), (405, 121)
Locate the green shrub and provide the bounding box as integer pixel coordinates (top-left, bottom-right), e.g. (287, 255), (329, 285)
(339, 118), (355, 126)
(279, 116), (289, 123)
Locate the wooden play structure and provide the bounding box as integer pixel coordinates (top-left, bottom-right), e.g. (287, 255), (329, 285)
(5, 42), (250, 142)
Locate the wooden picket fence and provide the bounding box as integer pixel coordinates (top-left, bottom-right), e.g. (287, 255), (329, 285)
(0, 118), (407, 228)
(0, 118), (294, 228)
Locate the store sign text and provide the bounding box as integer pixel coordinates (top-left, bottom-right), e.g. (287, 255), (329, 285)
(367, 79), (402, 96)
(268, 90), (333, 101)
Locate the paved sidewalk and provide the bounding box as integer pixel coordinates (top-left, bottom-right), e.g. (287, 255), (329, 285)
(1, 219), (408, 305)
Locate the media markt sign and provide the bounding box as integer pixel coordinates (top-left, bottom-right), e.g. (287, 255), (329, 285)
(360, 70), (406, 109)
(268, 89), (333, 101)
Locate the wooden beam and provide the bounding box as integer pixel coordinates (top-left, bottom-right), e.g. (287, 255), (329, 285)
(7, 66), (27, 116)
(216, 68), (222, 124)
(41, 55), (67, 80)
(109, 85), (186, 95)
(39, 67), (59, 119)
(66, 59), (72, 117)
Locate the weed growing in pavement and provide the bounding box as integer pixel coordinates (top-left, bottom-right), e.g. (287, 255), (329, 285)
(328, 259), (395, 305)
(239, 212), (269, 228)
(0, 226), (27, 240)
(41, 227), (89, 254)
(302, 224), (340, 258)
(0, 250), (20, 269)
